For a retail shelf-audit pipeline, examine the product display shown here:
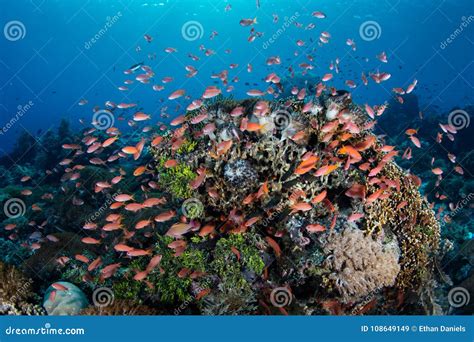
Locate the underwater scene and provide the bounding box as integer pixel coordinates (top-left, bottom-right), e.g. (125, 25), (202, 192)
(0, 0), (473, 318)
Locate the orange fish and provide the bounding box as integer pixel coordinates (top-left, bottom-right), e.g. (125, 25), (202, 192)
(87, 257), (103, 272)
(151, 136), (163, 147)
(142, 197), (165, 208)
(347, 212), (364, 222)
(124, 203), (143, 212)
(409, 135), (421, 148)
(345, 183), (366, 199)
(127, 249), (152, 257)
(146, 255), (163, 273)
(164, 159), (178, 168)
(154, 210), (176, 222)
(314, 164), (338, 177)
(306, 224), (326, 233)
(122, 146), (138, 155)
(231, 246), (241, 260)
(75, 254), (90, 263)
(133, 270), (149, 281)
(291, 202), (312, 213)
(52, 283), (69, 291)
(133, 112), (151, 121)
(216, 140), (233, 156)
(243, 216), (260, 227)
(311, 190), (327, 204)
(265, 236), (281, 257)
(81, 237), (101, 244)
(102, 136), (118, 148)
(366, 189), (384, 204)
(199, 224), (215, 237)
(338, 145), (362, 161)
(196, 288), (211, 300)
(133, 166), (147, 176)
(135, 219), (152, 230)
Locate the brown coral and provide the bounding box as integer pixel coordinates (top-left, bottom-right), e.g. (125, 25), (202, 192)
(0, 261), (45, 315)
(363, 162), (440, 290)
(79, 300), (158, 315)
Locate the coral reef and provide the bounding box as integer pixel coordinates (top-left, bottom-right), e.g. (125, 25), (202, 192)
(0, 261), (45, 315)
(323, 227), (400, 303)
(0, 90), (447, 315)
(143, 92), (442, 313)
(80, 300), (158, 315)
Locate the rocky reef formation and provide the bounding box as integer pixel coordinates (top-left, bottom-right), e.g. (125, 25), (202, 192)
(145, 92), (440, 314)
(0, 91), (444, 315)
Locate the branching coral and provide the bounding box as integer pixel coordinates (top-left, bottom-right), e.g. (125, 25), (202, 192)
(154, 156), (196, 199)
(0, 261), (45, 315)
(363, 162), (440, 289)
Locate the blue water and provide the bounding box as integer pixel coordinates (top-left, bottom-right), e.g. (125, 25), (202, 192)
(1, 0), (473, 155)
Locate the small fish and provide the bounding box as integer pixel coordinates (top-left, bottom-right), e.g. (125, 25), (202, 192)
(306, 224), (326, 233)
(133, 112), (151, 121)
(240, 18), (257, 26)
(81, 237), (101, 244)
(75, 254), (90, 263)
(265, 236), (281, 257)
(347, 212), (364, 222)
(409, 135), (421, 148)
(312, 11), (326, 19)
(154, 210), (176, 222)
(51, 283), (69, 291)
(311, 190), (327, 204)
(168, 89), (185, 100)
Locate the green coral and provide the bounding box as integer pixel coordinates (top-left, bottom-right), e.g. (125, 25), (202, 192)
(213, 233), (265, 275)
(209, 234), (262, 297)
(113, 279), (143, 301)
(156, 157), (196, 199)
(149, 235), (207, 303)
(202, 233), (264, 314)
(176, 139), (198, 154)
